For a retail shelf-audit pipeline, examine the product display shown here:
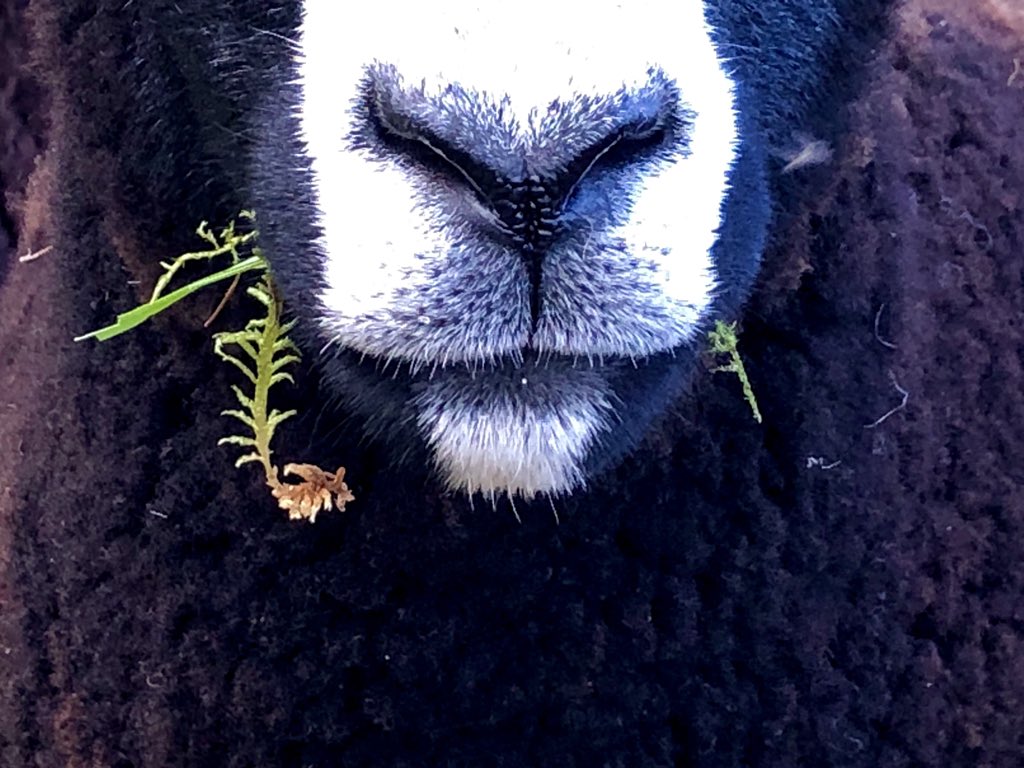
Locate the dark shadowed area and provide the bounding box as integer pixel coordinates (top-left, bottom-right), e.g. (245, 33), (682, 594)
(2, 1), (1023, 766)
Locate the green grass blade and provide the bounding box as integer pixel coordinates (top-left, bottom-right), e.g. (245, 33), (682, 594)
(74, 255), (266, 342)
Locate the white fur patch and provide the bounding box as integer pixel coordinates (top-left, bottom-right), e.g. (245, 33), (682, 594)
(296, 0), (737, 362)
(294, 0), (738, 496)
(413, 372), (615, 498)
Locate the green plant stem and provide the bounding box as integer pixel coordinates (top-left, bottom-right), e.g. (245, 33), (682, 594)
(709, 320), (763, 424)
(252, 288), (284, 485)
(151, 223), (257, 302)
(75, 255), (266, 342)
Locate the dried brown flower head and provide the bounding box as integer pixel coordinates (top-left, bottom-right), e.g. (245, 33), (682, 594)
(271, 464), (355, 523)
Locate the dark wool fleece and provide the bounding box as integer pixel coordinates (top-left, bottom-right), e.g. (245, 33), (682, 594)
(2, 1), (1024, 766)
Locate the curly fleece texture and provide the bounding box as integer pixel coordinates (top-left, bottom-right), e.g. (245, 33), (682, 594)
(2, 1), (1024, 766)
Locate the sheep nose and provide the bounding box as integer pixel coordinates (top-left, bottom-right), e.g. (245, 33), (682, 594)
(369, 86), (572, 249)
(366, 67), (680, 320)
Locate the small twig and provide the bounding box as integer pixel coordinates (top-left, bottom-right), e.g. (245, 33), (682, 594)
(864, 370), (909, 429)
(708, 320), (763, 423)
(873, 304), (898, 350)
(18, 245), (53, 263)
(807, 457), (843, 471)
(1009, 57), (1022, 87)
(203, 273), (241, 327)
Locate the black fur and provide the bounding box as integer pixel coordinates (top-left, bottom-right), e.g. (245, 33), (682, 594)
(2, 1), (915, 766)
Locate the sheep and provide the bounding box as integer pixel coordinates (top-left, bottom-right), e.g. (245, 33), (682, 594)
(4, 1), (1024, 766)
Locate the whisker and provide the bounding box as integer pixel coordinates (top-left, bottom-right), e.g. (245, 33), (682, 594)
(249, 26), (302, 52)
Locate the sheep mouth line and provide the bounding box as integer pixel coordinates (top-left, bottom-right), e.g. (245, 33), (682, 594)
(328, 344), (666, 383)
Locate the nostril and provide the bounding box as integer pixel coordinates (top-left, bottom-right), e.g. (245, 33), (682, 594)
(558, 112), (676, 213)
(364, 75), (497, 205)
(491, 174), (560, 246)
(359, 66), (691, 331)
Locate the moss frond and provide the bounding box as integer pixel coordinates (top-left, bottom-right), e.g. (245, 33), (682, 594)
(151, 214), (257, 302)
(77, 211), (354, 522)
(213, 275), (298, 482)
(214, 272), (353, 522)
(708, 320), (763, 424)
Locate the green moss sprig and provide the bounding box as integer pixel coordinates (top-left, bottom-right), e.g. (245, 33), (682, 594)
(77, 213), (353, 522)
(214, 275), (300, 475)
(708, 320), (762, 424)
(214, 274), (353, 522)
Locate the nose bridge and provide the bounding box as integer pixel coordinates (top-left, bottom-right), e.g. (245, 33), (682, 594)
(483, 99), (618, 244)
(472, 97), (635, 326)
(483, 169), (561, 327)
(478, 104), (603, 187)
